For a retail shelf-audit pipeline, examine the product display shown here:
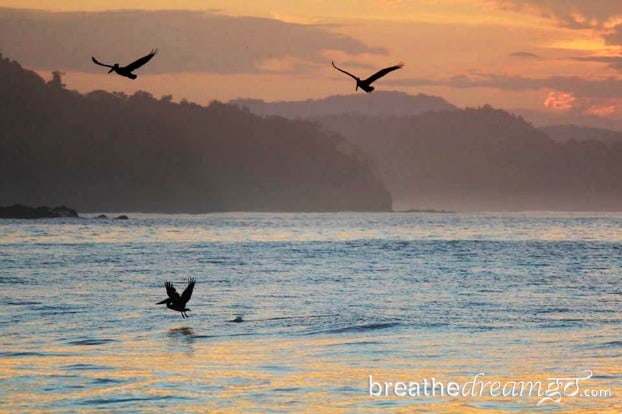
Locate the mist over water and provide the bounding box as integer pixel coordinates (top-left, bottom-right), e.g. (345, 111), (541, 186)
(1, 213), (620, 412)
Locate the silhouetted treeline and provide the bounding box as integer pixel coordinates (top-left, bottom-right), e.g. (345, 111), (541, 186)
(0, 55), (391, 212)
(318, 106), (622, 210)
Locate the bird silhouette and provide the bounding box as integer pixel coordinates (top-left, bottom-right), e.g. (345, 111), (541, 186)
(91, 49), (158, 79)
(156, 277), (195, 318)
(332, 61), (404, 93)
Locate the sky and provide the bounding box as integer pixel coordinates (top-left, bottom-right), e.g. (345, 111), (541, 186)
(2, 1), (622, 124)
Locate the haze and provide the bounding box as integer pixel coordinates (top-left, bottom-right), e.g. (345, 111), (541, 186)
(2, 1), (622, 127)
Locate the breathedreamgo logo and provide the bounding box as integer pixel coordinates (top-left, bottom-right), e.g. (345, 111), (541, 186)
(368, 370), (612, 405)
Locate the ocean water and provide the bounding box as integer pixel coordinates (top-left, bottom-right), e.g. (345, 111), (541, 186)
(0, 212), (620, 413)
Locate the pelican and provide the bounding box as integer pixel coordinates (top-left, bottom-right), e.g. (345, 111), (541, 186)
(332, 61), (404, 93)
(91, 49), (158, 79)
(156, 277), (195, 318)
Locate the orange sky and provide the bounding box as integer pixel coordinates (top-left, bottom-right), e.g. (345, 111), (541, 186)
(1, 0), (622, 120)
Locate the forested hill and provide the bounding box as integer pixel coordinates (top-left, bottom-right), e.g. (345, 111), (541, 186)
(0, 54), (391, 212)
(318, 107), (622, 211)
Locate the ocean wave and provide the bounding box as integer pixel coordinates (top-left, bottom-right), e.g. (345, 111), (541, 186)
(66, 338), (118, 346)
(305, 321), (401, 335)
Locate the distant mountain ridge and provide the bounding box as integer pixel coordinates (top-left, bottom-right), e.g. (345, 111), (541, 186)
(232, 92), (622, 144)
(539, 124), (622, 144)
(231, 90), (622, 211)
(316, 106), (622, 211)
(511, 108), (622, 131)
(230, 91), (457, 118)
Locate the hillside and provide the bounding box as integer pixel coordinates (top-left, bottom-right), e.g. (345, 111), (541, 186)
(317, 106), (622, 211)
(0, 54), (391, 212)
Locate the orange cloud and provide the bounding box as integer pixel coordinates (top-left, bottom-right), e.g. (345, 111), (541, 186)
(542, 92), (621, 117)
(0, 9), (386, 75)
(543, 90), (576, 110)
(584, 104), (616, 117)
(376, 0), (404, 7)
(489, 0), (622, 29)
(578, 98), (622, 117)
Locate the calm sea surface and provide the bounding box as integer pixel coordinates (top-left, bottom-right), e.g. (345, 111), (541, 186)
(0, 212), (620, 412)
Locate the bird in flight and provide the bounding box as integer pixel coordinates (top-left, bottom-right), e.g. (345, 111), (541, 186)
(332, 61), (404, 93)
(156, 277), (195, 318)
(91, 49), (158, 80)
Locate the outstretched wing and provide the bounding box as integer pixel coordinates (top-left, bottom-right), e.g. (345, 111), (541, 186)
(332, 61), (359, 81)
(363, 63), (404, 84)
(164, 281), (181, 301)
(124, 48), (158, 72)
(180, 278), (195, 304)
(91, 56), (113, 69)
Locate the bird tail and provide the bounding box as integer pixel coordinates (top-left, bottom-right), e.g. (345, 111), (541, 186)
(156, 298), (169, 305)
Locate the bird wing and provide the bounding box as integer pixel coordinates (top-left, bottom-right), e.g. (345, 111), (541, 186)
(180, 278), (195, 304)
(363, 63), (404, 84)
(164, 281), (181, 301)
(91, 56), (114, 69)
(123, 48), (158, 72)
(332, 61), (359, 81)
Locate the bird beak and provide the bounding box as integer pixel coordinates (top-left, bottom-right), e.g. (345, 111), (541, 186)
(355, 85), (358, 91)
(107, 68), (114, 74)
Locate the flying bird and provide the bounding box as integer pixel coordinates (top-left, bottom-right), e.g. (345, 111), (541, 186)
(156, 278), (195, 318)
(332, 61), (404, 93)
(91, 49), (158, 79)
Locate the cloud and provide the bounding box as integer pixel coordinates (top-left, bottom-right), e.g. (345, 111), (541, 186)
(389, 71), (622, 117)
(541, 92), (622, 118)
(488, 0), (622, 29)
(376, 0), (406, 8)
(509, 51), (541, 59)
(543, 90), (575, 110)
(583, 103), (616, 117)
(388, 73), (622, 98)
(604, 24), (622, 45)
(572, 55), (622, 71)
(0, 8), (386, 74)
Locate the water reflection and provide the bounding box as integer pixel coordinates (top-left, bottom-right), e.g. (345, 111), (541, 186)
(167, 327), (196, 352)
(0, 333), (619, 412)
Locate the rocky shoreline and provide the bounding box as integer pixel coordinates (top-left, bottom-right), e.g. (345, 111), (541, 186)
(0, 204), (79, 219)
